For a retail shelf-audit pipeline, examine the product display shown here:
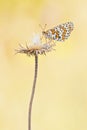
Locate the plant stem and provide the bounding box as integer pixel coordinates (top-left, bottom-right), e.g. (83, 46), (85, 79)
(28, 54), (38, 130)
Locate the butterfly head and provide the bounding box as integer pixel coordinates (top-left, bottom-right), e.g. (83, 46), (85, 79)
(42, 30), (51, 39)
(42, 31), (46, 35)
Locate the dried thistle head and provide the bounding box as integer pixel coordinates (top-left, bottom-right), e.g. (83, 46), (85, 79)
(15, 34), (55, 56)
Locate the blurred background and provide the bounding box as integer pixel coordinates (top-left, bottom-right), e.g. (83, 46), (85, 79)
(0, 0), (87, 130)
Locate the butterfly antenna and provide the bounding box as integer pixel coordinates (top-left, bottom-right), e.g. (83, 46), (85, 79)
(39, 24), (47, 32)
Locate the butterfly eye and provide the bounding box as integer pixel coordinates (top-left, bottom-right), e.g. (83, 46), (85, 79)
(42, 31), (46, 34)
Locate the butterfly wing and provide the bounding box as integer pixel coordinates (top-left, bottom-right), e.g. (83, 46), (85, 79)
(43, 22), (74, 41)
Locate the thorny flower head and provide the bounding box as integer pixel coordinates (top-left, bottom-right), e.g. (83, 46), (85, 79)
(16, 34), (55, 56)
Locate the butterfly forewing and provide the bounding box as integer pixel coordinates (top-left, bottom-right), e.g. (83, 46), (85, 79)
(42, 22), (74, 41)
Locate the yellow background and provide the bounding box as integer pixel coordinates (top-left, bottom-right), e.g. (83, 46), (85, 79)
(0, 0), (87, 130)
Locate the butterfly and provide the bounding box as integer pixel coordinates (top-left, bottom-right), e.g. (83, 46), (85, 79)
(42, 22), (74, 42)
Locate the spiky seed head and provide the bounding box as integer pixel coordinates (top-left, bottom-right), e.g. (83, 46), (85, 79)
(15, 34), (55, 56)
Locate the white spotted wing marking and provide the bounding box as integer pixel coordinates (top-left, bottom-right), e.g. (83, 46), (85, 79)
(42, 22), (74, 41)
